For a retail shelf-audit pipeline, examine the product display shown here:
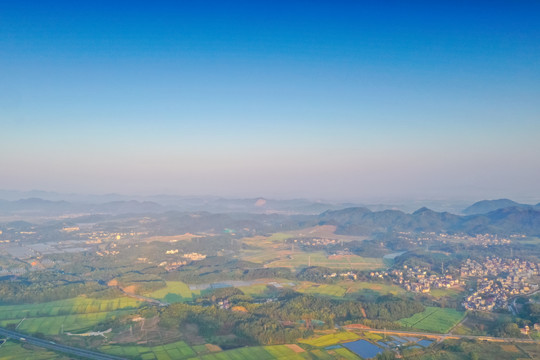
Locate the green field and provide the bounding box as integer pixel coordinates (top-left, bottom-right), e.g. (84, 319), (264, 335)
(267, 233), (295, 242)
(144, 281), (201, 303)
(0, 296), (140, 320)
(102, 343), (311, 360)
(237, 283), (273, 297)
(299, 331), (360, 347)
(428, 288), (463, 299)
(413, 339), (530, 360)
(0, 296), (141, 335)
(196, 345), (308, 360)
(399, 307), (465, 333)
(101, 340), (196, 359)
(0, 340), (64, 360)
(327, 347), (362, 360)
(296, 283), (347, 297)
(102, 342), (361, 360)
(344, 281), (405, 297)
(0, 309), (134, 335)
(265, 252), (384, 271)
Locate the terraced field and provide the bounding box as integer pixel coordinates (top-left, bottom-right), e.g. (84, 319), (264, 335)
(399, 307), (465, 333)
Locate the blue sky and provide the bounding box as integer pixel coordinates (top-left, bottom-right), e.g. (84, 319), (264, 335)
(1, 1), (539, 201)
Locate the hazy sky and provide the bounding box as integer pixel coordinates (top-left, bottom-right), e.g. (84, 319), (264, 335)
(1, 1), (540, 201)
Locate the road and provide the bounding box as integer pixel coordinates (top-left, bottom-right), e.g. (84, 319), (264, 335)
(0, 327), (126, 360)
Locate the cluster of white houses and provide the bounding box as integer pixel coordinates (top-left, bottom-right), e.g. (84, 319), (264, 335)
(370, 266), (462, 293)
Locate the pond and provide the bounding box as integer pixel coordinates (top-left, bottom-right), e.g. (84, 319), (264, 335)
(342, 339), (384, 359)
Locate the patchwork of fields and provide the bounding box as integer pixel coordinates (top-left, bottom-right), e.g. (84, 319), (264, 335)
(101, 341), (361, 360)
(194, 344), (360, 360)
(399, 307), (465, 333)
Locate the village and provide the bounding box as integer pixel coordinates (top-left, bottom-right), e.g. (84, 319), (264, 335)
(395, 231), (513, 247)
(368, 255), (540, 315)
(370, 266), (462, 294)
(460, 257), (540, 311)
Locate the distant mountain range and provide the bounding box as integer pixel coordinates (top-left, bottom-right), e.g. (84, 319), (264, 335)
(462, 199), (540, 215)
(0, 196), (359, 216)
(0, 198), (165, 216)
(319, 205), (540, 236)
(1, 193), (539, 236)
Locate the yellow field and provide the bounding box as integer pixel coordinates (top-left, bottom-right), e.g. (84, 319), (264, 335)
(299, 331), (360, 347)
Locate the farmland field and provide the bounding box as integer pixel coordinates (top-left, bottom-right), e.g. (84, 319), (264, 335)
(0, 296), (140, 320)
(329, 347), (362, 360)
(343, 281), (405, 297)
(103, 344), (311, 360)
(101, 340), (196, 359)
(295, 282), (347, 297)
(0, 340), (63, 360)
(0, 296), (141, 335)
(98, 342), (364, 360)
(399, 307), (465, 333)
(428, 288), (463, 299)
(196, 345), (307, 360)
(240, 227), (372, 269)
(237, 283), (273, 297)
(144, 281), (200, 303)
(0, 309), (135, 335)
(299, 331), (360, 347)
(264, 251), (383, 271)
